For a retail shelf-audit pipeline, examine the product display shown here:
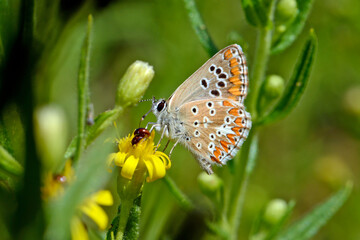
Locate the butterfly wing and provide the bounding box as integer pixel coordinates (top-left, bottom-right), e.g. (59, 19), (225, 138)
(168, 44), (248, 111)
(178, 98), (251, 174)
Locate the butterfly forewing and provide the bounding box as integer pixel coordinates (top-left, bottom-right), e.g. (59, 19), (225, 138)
(168, 44), (248, 111)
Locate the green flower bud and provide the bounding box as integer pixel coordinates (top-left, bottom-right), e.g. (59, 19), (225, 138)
(197, 172), (223, 197)
(343, 86), (360, 116)
(276, 25), (287, 34)
(263, 199), (287, 225)
(264, 75), (285, 99)
(34, 105), (68, 171)
(116, 61), (154, 107)
(276, 0), (298, 22)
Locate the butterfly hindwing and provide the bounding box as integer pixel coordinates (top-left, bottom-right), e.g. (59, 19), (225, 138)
(178, 98), (251, 173)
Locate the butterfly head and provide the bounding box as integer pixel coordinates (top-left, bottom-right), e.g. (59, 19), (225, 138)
(151, 98), (167, 117)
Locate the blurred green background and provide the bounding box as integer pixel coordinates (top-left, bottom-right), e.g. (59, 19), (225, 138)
(0, 0), (359, 239)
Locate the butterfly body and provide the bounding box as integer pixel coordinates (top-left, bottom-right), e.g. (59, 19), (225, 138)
(151, 44), (251, 174)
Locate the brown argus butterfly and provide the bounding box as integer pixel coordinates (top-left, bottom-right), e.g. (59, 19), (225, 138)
(148, 44), (251, 174)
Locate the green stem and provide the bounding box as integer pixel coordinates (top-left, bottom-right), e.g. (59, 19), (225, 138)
(116, 200), (133, 240)
(183, 0), (218, 56)
(116, 165), (146, 240)
(247, 1), (277, 121)
(74, 15), (93, 162)
(229, 133), (258, 239)
(163, 175), (194, 211)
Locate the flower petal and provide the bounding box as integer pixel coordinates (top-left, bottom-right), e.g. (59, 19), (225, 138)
(114, 152), (127, 167)
(121, 155), (139, 180)
(80, 201), (109, 230)
(91, 190), (113, 206)
(146, 156), (166, 182)
(71, 216), (89, 240)
(144, 158), (154, 181)
(155, 151), (171, 169)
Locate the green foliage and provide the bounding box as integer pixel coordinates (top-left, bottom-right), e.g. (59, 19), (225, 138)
(271, 0), (314, 54)
(257, 29), (317, 125)
(74, 15), (93, 162)
(0, 0), (356, 240)
(278, 183), (352, 240)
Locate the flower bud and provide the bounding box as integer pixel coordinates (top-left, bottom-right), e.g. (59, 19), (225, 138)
(263, 199), (287, 225)
(116, 61), (154, 107)
(197, 172), (223, 197)
(264, 75), (285, 99)
(343, 86), (360, 116)
(34, 105), (68, 171)
(276, 0), (298, 22)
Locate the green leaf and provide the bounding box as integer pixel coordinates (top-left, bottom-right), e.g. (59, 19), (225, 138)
(74, 15), (93, 162)
(64, 108), (123, 160)
(257, 29), (317, 126)
(183, 0), (218, 56)
(0, 145), (23, 176)
(271, 0), (314, 54)
(277, 182), (352, 240)
(163, 175), (194, 211)
(46, 135), (113, 240)
(241, 0), (268, 27)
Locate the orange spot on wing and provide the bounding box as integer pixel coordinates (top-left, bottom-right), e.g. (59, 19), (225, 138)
(211, 156), (221, 164)
(223, 100), (235, 107)
(230, 58), (238, 67)
(227, 134), (236, 145)
(224, 49), (233, 60)
(235, 118), (244, 127)
(220, 141), (230, 152)
(232, 127), (241, 135)
(229, 86), (242, 96)
(228, 96), (237, 101)
(229, 76), (241, 85)
(231, 67), (240, 75)
(229, 108), (239, 116)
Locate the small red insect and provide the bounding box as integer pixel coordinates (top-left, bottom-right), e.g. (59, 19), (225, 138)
(132, 128), (150, 145)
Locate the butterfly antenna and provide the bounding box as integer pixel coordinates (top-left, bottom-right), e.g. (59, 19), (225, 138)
(139, 108), (152, 127)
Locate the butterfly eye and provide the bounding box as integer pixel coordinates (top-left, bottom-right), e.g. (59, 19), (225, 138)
(157, 100), (166, 112)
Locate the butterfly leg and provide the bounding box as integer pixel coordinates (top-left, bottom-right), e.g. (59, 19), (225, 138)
(162, 140), (171, 152)
(168, 138), (181, 158)
(145, 122), (158, 130)
(155, 125), (167, 151)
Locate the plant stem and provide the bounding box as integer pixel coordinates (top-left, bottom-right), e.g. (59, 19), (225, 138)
(247, 1), (277, 121)
(74, 15), (93, 162)
(116, 165), (146, 240)
(229, 133), (258, 239)
(183, 0), (218, 56)
(116, 200), (133, 240)
(162, 175), (194, 211)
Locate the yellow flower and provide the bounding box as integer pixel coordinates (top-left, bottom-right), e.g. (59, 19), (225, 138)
(71, 190), (113, 240)
(108, 131), (171, 182)
(41, 160), (74, 200)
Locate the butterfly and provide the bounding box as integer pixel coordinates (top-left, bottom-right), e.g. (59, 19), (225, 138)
(148, 44), (251, 174)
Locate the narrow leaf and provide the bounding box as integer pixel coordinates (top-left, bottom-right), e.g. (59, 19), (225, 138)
(64, 108), (123, 160)
(0, 145), (23, 176)
(257, 29), (317, 126)
(277, 182), (352, 240)
(183, 0), (218, 56)
(74, 15), (93, 162)
(241, 0), (262, 27)
(271, 0), (314, 54)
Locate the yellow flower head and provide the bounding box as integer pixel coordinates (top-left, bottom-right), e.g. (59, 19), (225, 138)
(108, 130), (171, 182)
(71, 190), (113, 240)
(42, 160), (74, 200)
